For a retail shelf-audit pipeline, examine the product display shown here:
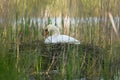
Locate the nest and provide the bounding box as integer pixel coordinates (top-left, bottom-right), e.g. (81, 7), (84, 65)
(9, 40), (108, 79)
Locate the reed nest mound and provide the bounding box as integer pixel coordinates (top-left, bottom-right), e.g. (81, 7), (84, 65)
(9, 40), (118, 79)
(19, 40), (104, 53)
(18, 40), (106, 67)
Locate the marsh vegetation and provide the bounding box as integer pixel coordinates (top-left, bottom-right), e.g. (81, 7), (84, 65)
(0, 0), (120, 80)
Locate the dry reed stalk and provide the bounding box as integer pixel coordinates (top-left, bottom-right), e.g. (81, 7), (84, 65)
(108, 12), (119, 37)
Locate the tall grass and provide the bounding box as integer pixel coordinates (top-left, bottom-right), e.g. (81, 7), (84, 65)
(1, 18), (120, 80)
(0, 0), (120, 80)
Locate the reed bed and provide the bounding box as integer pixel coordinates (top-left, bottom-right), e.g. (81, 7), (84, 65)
(0, 18), (120, 80)
(0, 0), (120, 80)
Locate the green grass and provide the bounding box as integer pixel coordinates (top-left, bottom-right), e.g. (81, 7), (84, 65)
(1, 0), (120, 79)
(0, 17), (120, 80)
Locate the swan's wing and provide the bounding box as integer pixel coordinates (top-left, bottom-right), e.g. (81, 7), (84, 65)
(57, 35), (80, 44)
(45, 35), (80, 44)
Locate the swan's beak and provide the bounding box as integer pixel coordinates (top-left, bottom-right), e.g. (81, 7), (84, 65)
(45, 29), (49, 37)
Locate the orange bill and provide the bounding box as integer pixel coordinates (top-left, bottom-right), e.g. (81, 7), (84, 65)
(45, 29), (49, 37)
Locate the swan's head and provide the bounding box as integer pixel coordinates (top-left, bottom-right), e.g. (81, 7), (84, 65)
(45, 24), (60, 37)
(45, 24), (52, 37)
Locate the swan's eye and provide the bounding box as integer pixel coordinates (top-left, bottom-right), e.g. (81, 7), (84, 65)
(45, 29), (48, 32)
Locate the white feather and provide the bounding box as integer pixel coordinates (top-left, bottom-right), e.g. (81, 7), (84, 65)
(45, 24), (80, 44)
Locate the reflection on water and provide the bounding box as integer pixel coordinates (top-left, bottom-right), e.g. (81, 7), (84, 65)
(13, 17), (120, 28)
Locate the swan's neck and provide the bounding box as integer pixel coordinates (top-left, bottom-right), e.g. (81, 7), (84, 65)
(51, 26), (60, 36)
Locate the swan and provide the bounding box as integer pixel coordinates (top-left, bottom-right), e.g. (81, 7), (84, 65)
(44, 24), (80, 44)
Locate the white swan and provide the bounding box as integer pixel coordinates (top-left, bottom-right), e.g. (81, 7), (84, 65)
(45, 24), (80, 44)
